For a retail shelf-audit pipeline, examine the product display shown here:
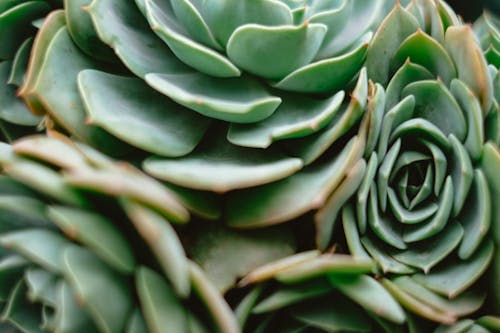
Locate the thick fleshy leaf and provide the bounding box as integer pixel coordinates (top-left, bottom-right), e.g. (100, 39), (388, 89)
(0, 62), (40, 126)
(64, 0), (115, 62)
(391, 30), (456, 85)
(144, 130), (302, 192)
(62, 246), (133, 333)
(0, 1), (50, 60)
(291, 295), (372, 332)
(136, 267), (187, 333)
(145, 72), (281, 123)
(0, 229), (70, 273)
(328, 274), (406, 324)
(78, 69), (210, 157)
(189, 262), (239, 333)
(228, 91), (345, 148)
(366, 5), (420, 85)
(7, 37), (32, 86)
(238, 250), (320, 287)
(450, 79), (484, 161)
(25, 269), (57, 306)
(87, 0), (188, 77)
(392, 223), (463, 273)
(188, 223), (295, 292)
(284, 68), (367, 164)
(315, 159), (366, 250)
(361, 237), (415, 274)
(168, 0), (221, 50)
(227, 22), (326, 80)
(2, 281), (44, 333)
(19, 17), (125, 153)
(273, 41), (368, 93)
(457, 170), (491, 260)
(47, 206), (136, 274)
(201, 0), (293, 47)
(401, 80), (466, 141)
(393, 276), (485, 318)
(445, 26), (493, 112)
(123, 201), (190, 297)
(385, 61), (434, 110)
(252, 279), (333, 314)
(226, 136), (363, 227)
(65, 167), (190, 224)
(448, 135), (473, 217)
(404, 177), (453, 243)
(413, 240), (494, 298)
(480, 143), (500, 244)
(381, 278), (456, 325)
(145, 0), (240, 78)
(276, 254), (374, 284)
(53, 281), (98, 333)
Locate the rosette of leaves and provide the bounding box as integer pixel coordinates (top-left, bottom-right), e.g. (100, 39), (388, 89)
(473, 10), (500, 68)
(12, 0), (395, 228)
(312, 0), (500, 328)
(0, 134), (249, 333)
(233, 251), (411, 333)
(0, 0), (59, 142)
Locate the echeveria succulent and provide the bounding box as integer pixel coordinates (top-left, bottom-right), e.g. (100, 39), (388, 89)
(0, 0), (58, 142)
(0, 0), (500, 333)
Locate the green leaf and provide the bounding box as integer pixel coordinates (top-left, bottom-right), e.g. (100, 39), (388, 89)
(0, 229), (70, 272)
(291, 295), (372, 332)
(87, 0), (188, 77)
(0, 1), (50, 60)
(273, 40), (368, 93)
(122, 201), (190, 297)
(448, 135), (474, 217)
(7, 37), (32, 87)
(25, 269), (58, 306)
(64, 0), (115, 62)
(227, 22), (326, 79)
(0, 61), (40, 126)
(404, 176), (454, 243)
(445, 26), (493, 112)
(201, 0), (293, 47)
(450, 79), (484, 161)
(392, 223), (463, 273)
(328, 275), (406, 324)
(62, 246), (133, 333)
(145, 72), (281, 123)
(401, 80), (466, 141)
(315, 159), (367, 250)
(1, 281), (44, 333)
(238, 250), (320, 287)
(457, 169), (491, 260)
(226, 135), (363, 227)
(136, 267), (187, 333)
(143, 130), (302, 192)
(391, 30), (456, 85)
(188, 223), (295, 292)
(53, 281), (98, 333)
(189, 262), (240, 333)
(228, 91), (345, 148)
(366, 5), (420, 85)
(145, 0), (240, 78)
(276, 254), (374, 284)
(78, 69), (211, 157)
(48, 206), (136, 274)
(252, 279), (333, 314)
(413, 239), (494, 298)
(480, 143), (500, 244)
(284, 67), (367, 164)
(65, 166), (189, 224)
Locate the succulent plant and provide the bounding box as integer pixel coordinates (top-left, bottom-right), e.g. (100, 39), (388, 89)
(0, 0), (59, 142)
(0, 0), (500, 333)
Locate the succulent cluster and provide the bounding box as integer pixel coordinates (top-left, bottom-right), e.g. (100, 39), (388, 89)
(0, 0), (499, 332)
